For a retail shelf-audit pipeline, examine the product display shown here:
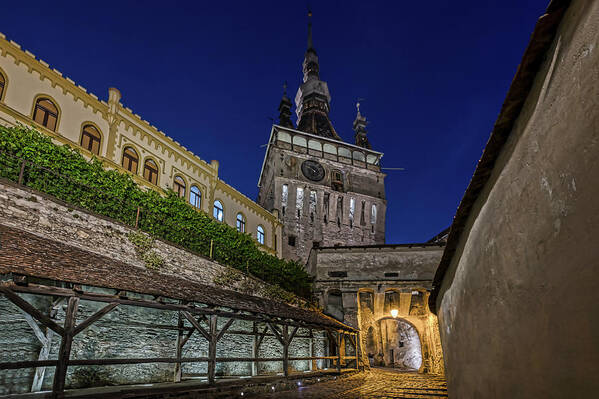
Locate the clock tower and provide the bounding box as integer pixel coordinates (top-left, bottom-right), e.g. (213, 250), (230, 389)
(257, 13), (386, 263)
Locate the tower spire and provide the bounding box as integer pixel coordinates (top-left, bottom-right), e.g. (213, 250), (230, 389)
(307, 10), (313, 50)
(353, 99), (372, 149)
(278, 81), (294, 128)
(294, 10), (341, 140)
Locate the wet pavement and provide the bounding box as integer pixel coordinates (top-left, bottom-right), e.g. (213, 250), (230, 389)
(248, 368), (447, 398)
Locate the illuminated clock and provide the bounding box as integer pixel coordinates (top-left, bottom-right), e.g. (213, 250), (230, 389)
(301, 160), (325, 182)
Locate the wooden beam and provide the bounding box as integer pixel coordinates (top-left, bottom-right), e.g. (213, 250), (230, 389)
(73, 302), (118, 336)
(8, 283), (358, 333)
(52, 296), (79, 395)
(266, 321), (284, 345)
(182, 311), (211, 341)
(174, 312), (183, 383)
(288, 325), (299, 342)
(309, 329), (316, 371)
(0, 286), (64, 336)
(216, 317), (235, 342)
(207, 315), (217, 384)
(32, 327), (54, 392)
(282, 325), (289, 377)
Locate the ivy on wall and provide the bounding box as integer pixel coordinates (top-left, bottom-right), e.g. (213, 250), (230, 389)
(0, 125), (313, 298)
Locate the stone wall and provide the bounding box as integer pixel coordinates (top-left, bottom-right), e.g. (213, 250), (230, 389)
(435, 0), (599, 397)
(309, 245), (445, 375)
(0, 181), (324, 395)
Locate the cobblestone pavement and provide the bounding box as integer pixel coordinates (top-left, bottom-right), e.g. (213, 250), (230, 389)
(248, 369), (447, 398)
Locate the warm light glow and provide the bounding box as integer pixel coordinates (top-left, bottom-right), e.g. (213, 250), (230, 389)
(391, 309), (399, 318)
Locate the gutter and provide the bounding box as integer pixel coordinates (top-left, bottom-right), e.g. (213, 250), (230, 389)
(429, 0), (572, 314)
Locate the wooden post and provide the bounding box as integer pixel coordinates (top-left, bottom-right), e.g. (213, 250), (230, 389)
(18, 159), (26, 185)
(282, 325), (289, 377)
(52, 296), (79, 396)
(208, 315), (218, 384)
(18, 310), (54, 392)
(251, 322), (258, 376)
(174, 312), (183, 382)
(355, 332), (361, 370)
(309, 329), (315, 371)
(336, 332), (342, 373)
(209, 240), (214, 258)
(135, 207), (141, 228)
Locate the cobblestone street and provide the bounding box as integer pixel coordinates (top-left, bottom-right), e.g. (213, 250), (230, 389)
(247, 369), (447, 398)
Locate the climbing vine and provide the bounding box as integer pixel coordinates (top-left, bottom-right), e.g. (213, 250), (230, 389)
(0, 125), (313, 298)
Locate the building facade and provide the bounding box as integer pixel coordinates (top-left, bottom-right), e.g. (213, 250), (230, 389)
(257, 18), (386, 263)
(0, 33), (282, 257)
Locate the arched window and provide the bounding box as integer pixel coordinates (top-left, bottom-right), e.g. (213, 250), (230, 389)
(121, 147), (139, 173)
(190, 185), (201, 209)
(236, 213), (246, 233)
(80, 125), (101, 155)
(371, 204), (378, 224)
(33, 98), (58, 131)
(257, 225), (265, 245)
(143, 159), (159, 185)
(173, 176), (186, 198)
(0, 73), (5, 100)
(213, 200), (224, 222)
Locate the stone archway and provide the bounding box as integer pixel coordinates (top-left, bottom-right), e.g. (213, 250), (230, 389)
(377, 317), (422, 371)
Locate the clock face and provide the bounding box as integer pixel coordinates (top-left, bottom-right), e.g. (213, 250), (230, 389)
(301, 160), (325, 182)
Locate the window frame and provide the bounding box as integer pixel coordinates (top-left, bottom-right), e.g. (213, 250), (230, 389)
(0, 71), (6, 102)
(173, 175), (186, 198)
(236, 213), (246, 233)
(80, 124), (102, 155)
(213, 200), (224, 222)
(121, 147), (139, 174)
(190, 185), (202, 209)
(32, 96), (59, 131)
(143, 159), (159, 185)
(257, 225), (265, 245)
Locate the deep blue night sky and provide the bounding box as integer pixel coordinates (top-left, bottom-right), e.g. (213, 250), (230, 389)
(2, 1), (549, 243)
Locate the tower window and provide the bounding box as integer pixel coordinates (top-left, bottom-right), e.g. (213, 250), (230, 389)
(174, 176), (186, 198)
(296, 187), (304, 217)
(331, 170), (343, 191)
(80, 124), (101, 155)
(190, 185), (201, 209)
(143, 159), (159, 185)
(122, 147), (139, 173)
(371, 204), (378, 224)
(0, 72), (5, 100)
(33, 98), (59, 131)
(213, 200), (224, 222)
(288, 236), (296, 246)
(236, 213), (246, 233)
(257, 225), (265, 245)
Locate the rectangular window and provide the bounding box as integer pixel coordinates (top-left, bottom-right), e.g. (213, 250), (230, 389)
(323, 193), (330, 223)
(281, 184), (288, 207)
(296, 187), (304, 217)
(288, 236), (296, 246)
(349, 198), (355, 222)
(309, 190), (317, 213)
(371, 204), (377, 224)
(361, 200), (366, 225)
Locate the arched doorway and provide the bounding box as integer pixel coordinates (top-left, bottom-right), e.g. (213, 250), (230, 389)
(378, 317), (422, 370)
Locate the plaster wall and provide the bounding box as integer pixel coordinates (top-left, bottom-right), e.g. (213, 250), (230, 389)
(436, 1), (599, 397)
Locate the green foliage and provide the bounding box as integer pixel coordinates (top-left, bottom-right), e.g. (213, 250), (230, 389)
(127, 231), (165, 270)
(0, 125), (313, 298)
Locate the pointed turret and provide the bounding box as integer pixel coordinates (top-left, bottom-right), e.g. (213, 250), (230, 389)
(278, 82), (294, 128)
(353, 100), (372, 149)
(295, 11), (341, 140)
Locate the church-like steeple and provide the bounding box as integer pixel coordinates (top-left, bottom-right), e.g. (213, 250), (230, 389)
(295, 11), (341, 140)
(278, 82), (294, 128)
(353, 100), (372, 149)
